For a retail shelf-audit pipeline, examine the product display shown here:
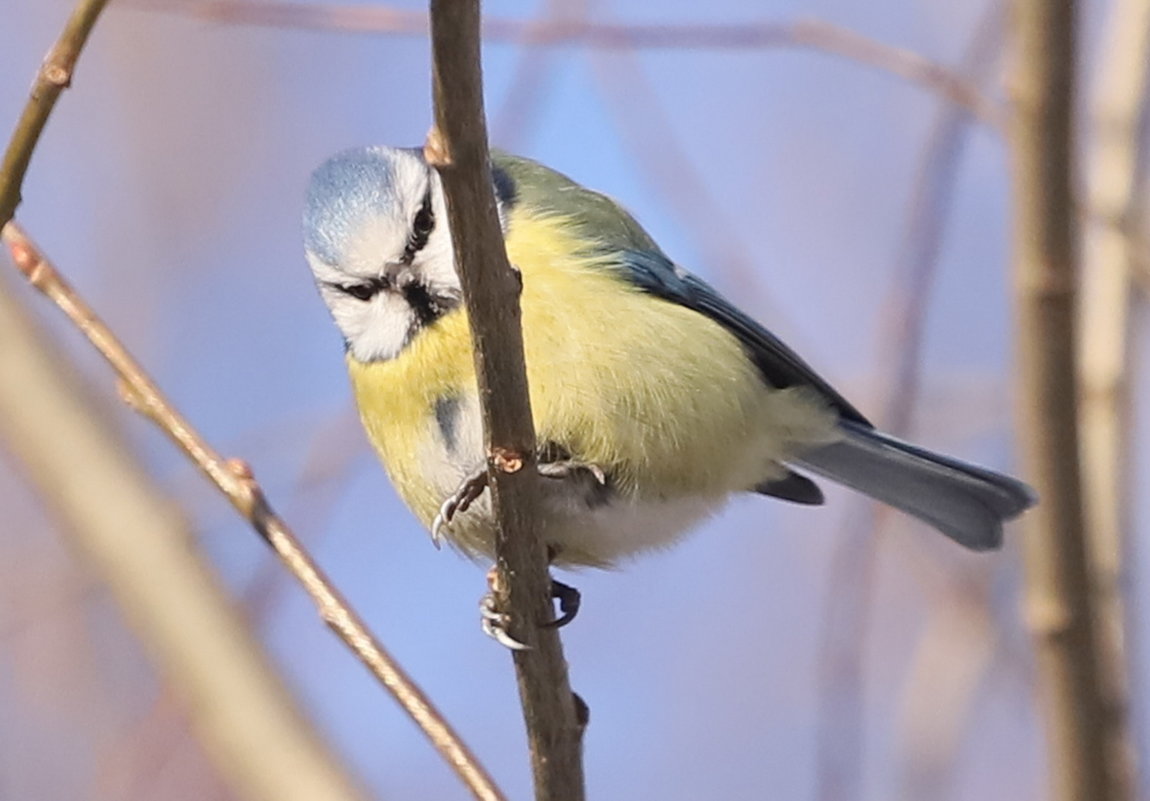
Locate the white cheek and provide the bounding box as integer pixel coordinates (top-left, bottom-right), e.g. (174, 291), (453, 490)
(326, 289), (415, 363)
(417, 232), (460, 295)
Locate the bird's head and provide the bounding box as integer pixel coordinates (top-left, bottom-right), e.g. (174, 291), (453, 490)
(303, 145), (463, 363)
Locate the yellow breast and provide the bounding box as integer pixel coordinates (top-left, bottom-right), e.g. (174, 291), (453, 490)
(347, 209), (835, 532)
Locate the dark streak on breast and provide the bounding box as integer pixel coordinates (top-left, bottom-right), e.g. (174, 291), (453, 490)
(434, 395), (460, 453)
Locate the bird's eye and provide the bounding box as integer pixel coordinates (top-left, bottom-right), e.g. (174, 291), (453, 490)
(339, 283), (378, 302)
(413, 204), (434, 237)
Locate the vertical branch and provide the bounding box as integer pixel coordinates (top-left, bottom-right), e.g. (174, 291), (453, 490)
(1009, 1), (1116, 799)
(0, 0), (111, 228)
(425, 3), (586, 801)
(1079, 0), (1150, 795)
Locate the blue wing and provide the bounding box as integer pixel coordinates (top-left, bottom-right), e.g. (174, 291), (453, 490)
(618, 249), (871, 427)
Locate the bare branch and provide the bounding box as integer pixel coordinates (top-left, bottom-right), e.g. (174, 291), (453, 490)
(0, 0), (111, 228)
(425, 2), (586, 800)
(1008, 0), (1117, 798)
(132, 0), (1001, 127)
(1, 222), (507, 801)
(0, 268), (368, 801)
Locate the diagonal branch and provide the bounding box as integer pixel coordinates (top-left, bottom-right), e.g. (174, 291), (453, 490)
(0, 0), (111, 228)
(0, 268), (369, 801)
(2, 222), (507, 801)
(3, 3), (504, 797)
(425, 2), (586, 800)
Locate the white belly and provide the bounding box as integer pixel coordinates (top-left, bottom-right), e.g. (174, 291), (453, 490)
(412, 392), (731, 567)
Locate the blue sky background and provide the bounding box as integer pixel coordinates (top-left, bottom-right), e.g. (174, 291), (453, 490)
(3, 1), (1145, 799)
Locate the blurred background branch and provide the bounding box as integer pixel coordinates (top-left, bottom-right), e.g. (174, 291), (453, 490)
(814, 7), (1005, 799)
(0, 0), (110, 227)
(133, 0), (1001, 126)
(1009, 0), (1121, 799)
(1078, 0), (1150, 795)
(0, 264), (369, 801)
(2, 221), (507, 801)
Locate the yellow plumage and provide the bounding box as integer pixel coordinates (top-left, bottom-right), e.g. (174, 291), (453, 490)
(307, 146), (1035, 564)
(347, 206), (836, 566)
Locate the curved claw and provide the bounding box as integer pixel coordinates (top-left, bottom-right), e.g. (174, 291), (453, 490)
(481, 616), (531, 650)
(430, 504), (450, 550)
(545, 579), (581, 629)
(537, 458), (607, 485)
(480, 593), (530, 650)
(429, 469), (489, 549)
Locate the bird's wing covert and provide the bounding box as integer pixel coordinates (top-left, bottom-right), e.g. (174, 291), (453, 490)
(488, 151), (870, 426)
(618, 249), (872, 426)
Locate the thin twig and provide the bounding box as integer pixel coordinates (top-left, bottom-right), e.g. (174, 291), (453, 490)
(0, 0), (111, 228)
(0, 266), (368, 801)
(1, 222), (507, 801)
(425, 2), (586, 800)
(1077, 0), (1150, 794)
(131, 0), (1001, 127)
(1008, 0), (1116, 798)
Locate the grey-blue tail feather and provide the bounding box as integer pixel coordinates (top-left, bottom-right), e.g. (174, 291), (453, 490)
(793, 421), (1036, 551)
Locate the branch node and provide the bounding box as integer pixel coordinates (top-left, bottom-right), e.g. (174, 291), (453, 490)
(423, 126), (451, 167)
(226, 457), (256, 481)
(572, 692), (590, 729)
(115, 376), (148, 413)
(1024, 596), (1075, 639)
(5, 233), (49, 287)
(223, 457), (264, 519)
(41, 63), (72, 88)
(491, 447), (525, 474)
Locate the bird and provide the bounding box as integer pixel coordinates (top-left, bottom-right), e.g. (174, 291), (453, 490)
(303, 145), (1035, 641)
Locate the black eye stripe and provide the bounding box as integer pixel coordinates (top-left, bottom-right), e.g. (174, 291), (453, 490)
(329, 277), (388, 302)
(402, 185), (435, 264)
(413, 195), (434, 235)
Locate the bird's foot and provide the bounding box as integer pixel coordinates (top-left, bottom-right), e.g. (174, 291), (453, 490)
(544, 579), (581, 629)
(480, 566), (584, 649)
(433, 458), (606, 548)
(537, 458), (607, 485)
(430, 468), (489, 548)
(480, 565), (529, 650)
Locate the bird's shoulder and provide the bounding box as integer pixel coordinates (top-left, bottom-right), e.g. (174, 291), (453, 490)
(491, 150), (659, 254)
(490, 150), (870, 425)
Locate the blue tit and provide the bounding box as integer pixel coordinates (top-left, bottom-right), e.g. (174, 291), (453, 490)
(303, 145), (1034, 570)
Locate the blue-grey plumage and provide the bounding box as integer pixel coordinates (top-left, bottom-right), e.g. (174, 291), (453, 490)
(303, 145), (1035, 567)
(797, 422), (1034, 550)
